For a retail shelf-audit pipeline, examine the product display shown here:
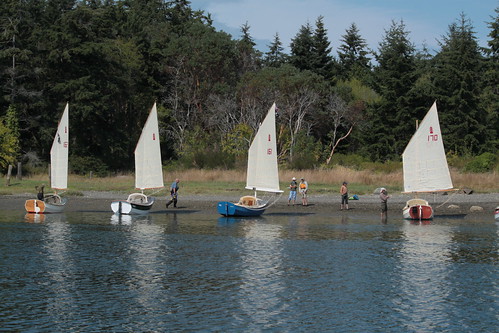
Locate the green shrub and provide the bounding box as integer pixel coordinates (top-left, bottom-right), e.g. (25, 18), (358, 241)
(327, 153), (369, 170)
(464, 152), (498, 173)
(180, 150), (235, 169)
(446, 151), (470, 170)
(19, 151), (46, 176)
(163, 159), (184, 172)
(360, 159), (402, 173)
(289, 151), (317, 170)
(70, 155), (109, 177)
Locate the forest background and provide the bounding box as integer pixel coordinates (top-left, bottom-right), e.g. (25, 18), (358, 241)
(1, 0), (498, 179)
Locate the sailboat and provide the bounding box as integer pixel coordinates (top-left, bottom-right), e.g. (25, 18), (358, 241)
(402, 101), (454, 220)
(25, 103), (69, 214)
(217, 103), (283, 216)
(111, 103), (164, 215)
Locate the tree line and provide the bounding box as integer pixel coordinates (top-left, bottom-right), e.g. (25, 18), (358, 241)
(1, 0), (497, 175)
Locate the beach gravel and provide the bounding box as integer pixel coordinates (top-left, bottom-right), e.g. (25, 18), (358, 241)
(2, 191), (498, 217)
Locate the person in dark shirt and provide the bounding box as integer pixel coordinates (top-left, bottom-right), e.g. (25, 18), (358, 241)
(36, 185), (45, 201)
(166, 179), (180, 208)
(340, 181), (348, 210)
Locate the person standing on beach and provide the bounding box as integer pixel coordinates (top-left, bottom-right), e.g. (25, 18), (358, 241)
(380, 188), (390, 218)
(340, 181), (349, 210)
(288, 177), (298, 205)
(166, 179), (180, 208)
(299, 178), (308, 206)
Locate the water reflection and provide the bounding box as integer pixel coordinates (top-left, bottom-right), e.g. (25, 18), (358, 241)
(110, 213), (153, 225)
(237, 220), (286, 330)
(24, 213), (67, 224)
(1, 208), (498, 332)
(396, 221), (453, 331)
(40, 213), (78, 329)
(123, 214), (166, 318)
(24, 213), (45, 224)
(217, 216), (264, 225)
(218, 216), (245, 225)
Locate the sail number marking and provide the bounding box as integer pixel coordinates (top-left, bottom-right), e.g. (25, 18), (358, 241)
(428, 126), (438, 141)
(267, 134), (273, 154)
(428, 134), (438, 142)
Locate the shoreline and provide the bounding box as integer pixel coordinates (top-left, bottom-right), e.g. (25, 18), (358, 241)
(2, 191), (498, 217)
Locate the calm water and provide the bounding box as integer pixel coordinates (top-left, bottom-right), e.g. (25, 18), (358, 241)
(0, 208), (497, 332)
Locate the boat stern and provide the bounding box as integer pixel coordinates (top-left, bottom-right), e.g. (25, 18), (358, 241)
(25, 199), (46, 214)
(217, 201), (236, 216)
(111, 201), (133, 214)
(403, 204), (433, 220)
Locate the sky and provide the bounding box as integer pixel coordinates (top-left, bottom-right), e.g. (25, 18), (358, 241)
(188, 0), (497, 54)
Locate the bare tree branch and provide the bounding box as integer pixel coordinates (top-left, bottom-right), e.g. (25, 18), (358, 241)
(324, 94), (365, 164)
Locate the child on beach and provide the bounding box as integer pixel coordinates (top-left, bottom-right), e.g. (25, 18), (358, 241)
(340, 181), (348, 210)
(299, 178), (308, 206)
(380, 188), (390, 219)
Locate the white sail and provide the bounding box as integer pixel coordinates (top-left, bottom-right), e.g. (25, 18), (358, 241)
(134, 103), (164, 190)
(245, 103), (282, 193)
(50, 103), (69, 190)
(402, 102), (453, 193)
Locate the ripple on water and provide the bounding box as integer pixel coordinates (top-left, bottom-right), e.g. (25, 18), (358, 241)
(0, 211), (497, 331)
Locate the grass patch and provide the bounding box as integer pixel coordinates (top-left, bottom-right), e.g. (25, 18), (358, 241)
(2, 167), (497, 196)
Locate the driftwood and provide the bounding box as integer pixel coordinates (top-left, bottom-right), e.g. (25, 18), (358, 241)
(6, 164), (13, 186)
(16, 162), (22, 180)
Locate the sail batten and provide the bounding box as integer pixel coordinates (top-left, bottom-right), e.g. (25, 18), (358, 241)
(402, 102), (453, 193)
(246, 103), (282, 193)
(134, 103), (164, 190)
(50, 103), (69, 190)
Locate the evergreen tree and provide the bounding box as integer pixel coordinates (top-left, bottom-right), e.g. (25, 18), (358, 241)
(264, 33), (287, 67)
(480, 7), (499, 152)
(0, 0), (43, 109)
(486, 8), (499, 58)
(312, 16), (334, 80)
(236, 22), (261, 74)
(167, 0), (194, 27)
(363, 20), (418, 160)
(432, 13), (487, 155)
(0, 0), (494, 169)
(337, 23), (371, 82)
(240, 21), (255, 47)
(290, 17), (334, 80)
(34, 1), (153, 169)
(290, 22), (314, 71)
(409, 42), (435, 119)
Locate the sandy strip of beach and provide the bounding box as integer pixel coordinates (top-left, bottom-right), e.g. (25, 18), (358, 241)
(2, 191), (498, 217)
